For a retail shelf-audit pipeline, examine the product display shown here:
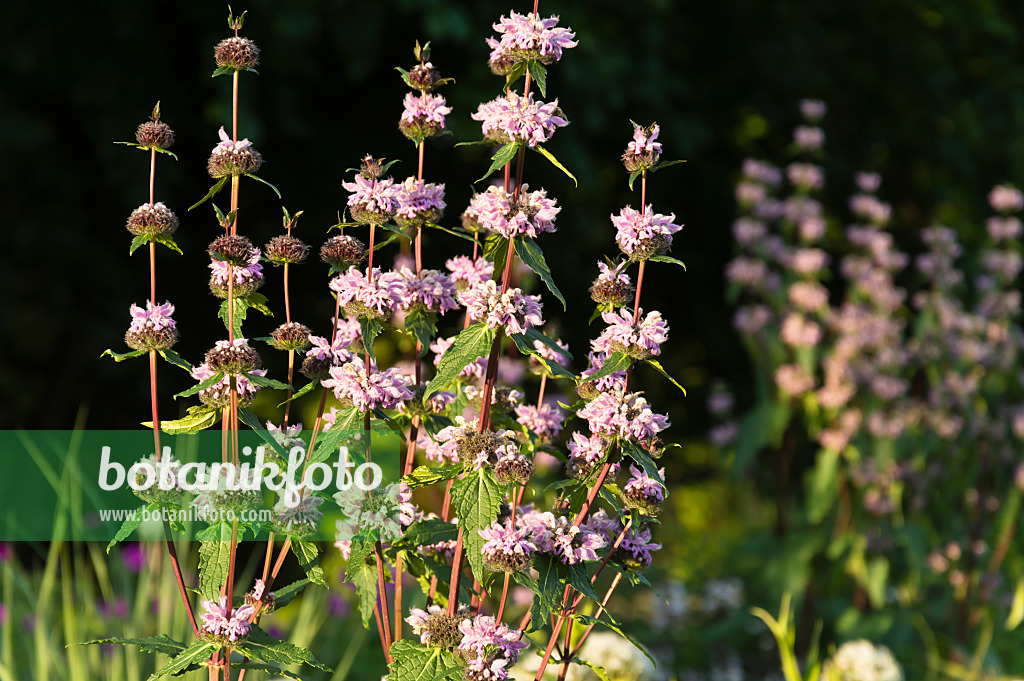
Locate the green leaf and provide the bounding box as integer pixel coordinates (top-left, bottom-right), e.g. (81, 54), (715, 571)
(234, 663), (302, 680)
(651, 159), (687, 172)
(276, 379), (316, 407)
(514, 236), (566, 309)
(402, 464), (463, 490)
(425, 323), (495, 397)
(235, 625), (332, 673)
(345, 539), (376, 581)
(189, 175), (228, 211)
(427, 221), (477, 243)
(310, 406), (364, 464)
(348, 556), (381, 628)
(101, 348), (146, 363)
(388, 639), (463, 681)
(146, 638), (216, 681)
(572, 658), (611, 681)
(174, 371), (224, 399)
(648, 254), (687, 270)
(404, 518), (459, 546)
(245, 373), (292, 390)
(144, 405), (219, 434)
(236, 407), (289, 459)
(643, 358), (686, 394)
(105, 505), (146, 553)
(246, 291), (274, 317)
(360, 317), (385, 362)
(129, 234), (150, 255)
(1006, 578), (1024, 630)
(196, 522), (233, 600)
(620, 441), (667, 499)
(153, 233), (183, 255)
(405, 309), (438, 356)
(293, 540), (328, 586)
(153, 146), (179, 161)
(535, 145), (578, 187)
(477, 142), (519, 183)
(582, 352), (631, 385)
(570, 614), (656, 666)
(450, 468), (506, 581)
(627, 170), (643, 192)
(269, 579), (308, 609)
(484, 234), (511, 281)
(244, 172), (282, 199)
(503, 60), (529, 90)
(528, 554), (563, 632)
(564, 562), (599, 602)
(158, 349), (192, 372)
(219, 298), (246, 339)
(79, 634), (186, 656)
(527, 60), (547, 97)
(805, 447), (840, 524)
(521, 327), (572, 360)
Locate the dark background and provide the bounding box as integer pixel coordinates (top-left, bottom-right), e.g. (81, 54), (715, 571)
(3, 0), (1024, 442)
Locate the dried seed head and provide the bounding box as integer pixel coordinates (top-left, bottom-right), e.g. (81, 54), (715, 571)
(208, 235), (256, 266)
(494, 453), (534, 486)
(625, 233), (672, 262)
(359, 155), (387, 179)
(399, 116), (445, 142)
(589, 277), (635, 307)
(214, 36), (260, 71)
(205, 340), (262, 375)
(320, 235), (367, 270)
(270, 322), (311, 352)
(264, 234), (310, 265)
(125, 326), (180, 352)
(135, 120), (175, 149)
(126, 202), (179, 237)
(207, 144), (263, 178)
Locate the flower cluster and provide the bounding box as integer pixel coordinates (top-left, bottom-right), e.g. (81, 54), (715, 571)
(468, 185), (560, 239)
(125, 300), (179, 351)
(472, 91), (568, 147)
(485, 11), (577, 73)
(611, 205), (682, 260)
(208, 244), (264, 298)
(330, 266), (405, 319)
(458, 280), (544, 335)
(341, 168), (397, 225)
(199, 597), (254, 642)
(322, 357), (413, 412)
(394, 177), (446, 228)
(400, 92), (452, 141)
(207, 126), (262, 178)
(592, 307), (668, 359)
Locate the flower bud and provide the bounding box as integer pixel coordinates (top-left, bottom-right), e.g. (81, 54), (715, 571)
(320, 235), (367, 270)
(126, 202), (179, 238)
(135, 120), (175, 150)
(270, 322), (311, 352)
(264, 234), (309, 265)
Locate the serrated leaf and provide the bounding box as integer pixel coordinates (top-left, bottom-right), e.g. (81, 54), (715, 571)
(276, 379), (316, 407)
(79, 634), (186, 656)
(174, 371), (224, 399)
(293, 541), (328, 586)
(310, 406), (364, 464)
(504, 60), (528, 90)
(158, 349), (192, 372)
(244, 172), (282, 199)
(144, 405), (219, 434)
(246, 291), (274, 317)
(450, 468), (506, 581)
(484, 235), (511, 281)
(106, 505), (146, 553)
(402, 464), (463, 489)
(350, 560), (378, 628)
(515, 236), (566, 309)
(245, 373), (292, 390)
(190, 176), (229, 211)
(101, 348), (146, 362)
(212, 64), (234, 78)
(269, 579), (308, 609)
(196, 522), (233, 600)
(643, 358), (686, 394)
(153, 233), (183, 255)
(564, 562), (599, 602)
(582, 352), (630, 385)
(535, 145), (577, 187)
(360, 317), (385, 362)
(388, 640), (463, 681)
(477, 142), (519, 183)
(218, 298), (245, 339)
(235, 625), (332, 673)
(129, 234), (150, 255)
(405, 309), (438, 356)
(648, 254), (687, 270)
(527, 60), (547, 97)
(426, 324), (495, 397)
(528, 554), (563, 632)
(146, 638), (216, 681)
(344, 539), (376, 582)
(404, 518), (459, 546)
(236, 407), (288, 459)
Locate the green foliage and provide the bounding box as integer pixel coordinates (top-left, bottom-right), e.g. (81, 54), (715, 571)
(234, 625), (333, 673)
(514, 236), (566, 309)
(403, 464), (463, 489)
(449, 468), (506, 581)
(293, 540), (328, 587)
(196, 522), (233, 600)
(425, 323), (495, 396)
(388, 639), (463, 681)
(534, 144), (578, 187)
(146, 638), (217, 681)
(477, 142), (519, 183)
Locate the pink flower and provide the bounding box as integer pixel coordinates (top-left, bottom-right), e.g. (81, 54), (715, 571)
(341, 173), (397, 223)
(457, 280), (544, 336)
(541, 516), (605, 564)
(468, 185), (560, 239)
(394, 177), (446, 225)
(514, 403), (565, 440)
(592, 308), (668, 358)
(479, 520), (537, 564)
(787, 163), (824, 191)
(799, 99), (827, 121)
(394, 267), (458, 314)
(579, 352), (627, 393)
(400, 92), (452, 127)
(472, 91), (568, 147)
(577, 391), (670, 443)
(209, 246), (263, 285)
(213, 126), (252, 153)
(446, 256), (493, 290)
(486, 11), (577, 66)
(793, 126), (824, 150)
(628, 122), (663, 155)
(855, 172), (882, 193)
(624, 464), (665, 504)
(989, 184), (1024, 213)
(329, 266), (405, 318)
(618, 526), (662, 567)
(199, 596), (255, 642)
(322, 357), (414, 412)
(128, 300), (176, 333)
(611, 205), (682, 257)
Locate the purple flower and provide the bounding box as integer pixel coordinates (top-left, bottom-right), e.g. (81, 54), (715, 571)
(618, 526), (662, 567)
(329, 266), (405, 319)
(121, 543), (145, 573)
(568, 432), (607, 465)
(793, 126), (824, 151)
(592, 308), (668, 359)
(624, 465), (665, 504)
(394, 177), (446, 226)
(468, 185), (560, 239)
(446, 256), (493, 290)
(406, 605), (445, 645)
(989, 184), (1024, 213)
(304, 334), (353, 367)
(628, 122), (663, 156)
(611, 205), (682, 258)
(479, 520), (537, 572)
(472, 91), (568, 147)
(855, 172), (882, 193)
(788, 248), (830, 276)
(434, 419), (519, 469)
(400, 92), (452, 135)
(775, 363), (815, 397)
(742, 159), (783, 185)
(458, 614), (529, 660)
(542, 516), (606, 564)
(209, 246), (263, 285)
(322, 357), (413, 412)
(199, 596), (255, 642)
(787, 163), (824, 191)
(529, 336), (570, 373)
(577, 391), (670, 443)
(457, 280), (544, 336)
(486, 11), (577, 68)
(341, 173), (397, 224)
(514, 403), (565, 440)
(395, 267), (458, 314)
(128, 300), (176, 333)
(579, 352), (627, 393)
(799, 99), (827, 122)
(190, 363), (266, 407)
(214, 126), (252, 153)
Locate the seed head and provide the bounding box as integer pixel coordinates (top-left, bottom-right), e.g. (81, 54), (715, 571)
(409, 63), (441, 91)
(205, 339), (262, 375)
(209, 275), (263, 299)
(320, 235), (367, 270)
(135, 120), (175, 150)
(590, 277), (635, 307)
(494, 452), (534, 486)
(127, 202), (179, 237)
(214, 36), (260, 71)
(359, 155), (387, 180)
(208, 235), (256, 266)
(264, 234), (310, 265)
(301, 354), (333, 381)
(626, 233), (672, 262)
(270, 322), (311, 352)
(125, 326), (180, 352)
